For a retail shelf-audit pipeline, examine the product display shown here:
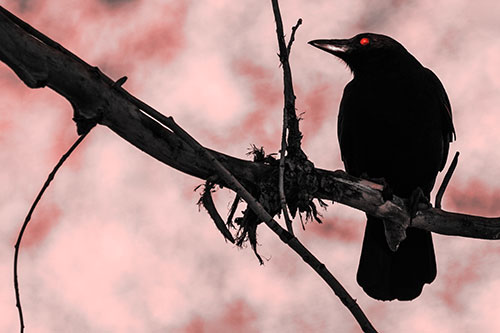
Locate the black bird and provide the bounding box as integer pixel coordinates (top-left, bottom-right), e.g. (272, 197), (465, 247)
(309, 33), (455, 301)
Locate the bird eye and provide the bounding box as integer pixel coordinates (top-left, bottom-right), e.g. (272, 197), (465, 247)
(360, 37), (370, 46)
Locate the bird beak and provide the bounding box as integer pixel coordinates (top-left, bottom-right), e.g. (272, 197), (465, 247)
(308, 39), (351, 56)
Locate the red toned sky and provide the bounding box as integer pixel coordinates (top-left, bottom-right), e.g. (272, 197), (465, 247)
(1, 0), (500, 332)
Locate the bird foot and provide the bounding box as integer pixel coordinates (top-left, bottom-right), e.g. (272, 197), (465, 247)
(407, 187), (431, 218)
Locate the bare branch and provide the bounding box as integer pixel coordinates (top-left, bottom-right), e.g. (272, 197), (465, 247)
(435, 151), (459, 208)
(278, 18), (304, 235)
(287, 18), (303, 55)
(200, 182), (235, 243)
(226, 194), (241, 228)
(14, 131), (90, 333)
(1, 4), (499, 242)
(0, 7), (267, 187)
(271, 2), (304, 158)
(315, 169), (500, 240)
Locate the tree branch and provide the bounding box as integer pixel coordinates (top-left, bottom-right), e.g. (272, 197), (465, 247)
(435, 151), (459, 209)
(314, 169), (500, 240)
(3, 4), (500, 331)
(200, 182), (236, 243)
(0, 7), (267, 188)
(0, 4), (498, 249)
(287, 18), (303, 56)
(14, 132), (90, 333)
(271, 2), (304, 158)
(1, 3), (498, 247)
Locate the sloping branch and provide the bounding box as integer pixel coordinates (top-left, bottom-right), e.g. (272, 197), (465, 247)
(168, 114), (377, 332)
(0, 7), (266, 189)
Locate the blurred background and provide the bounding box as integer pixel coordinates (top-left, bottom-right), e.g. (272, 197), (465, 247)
(1, 0), (500, 332)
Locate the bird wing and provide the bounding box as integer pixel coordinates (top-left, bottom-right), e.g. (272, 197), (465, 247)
(337, 80), (357, 175)
(337, 71), (455, 174)
(423, 68), (456, 170)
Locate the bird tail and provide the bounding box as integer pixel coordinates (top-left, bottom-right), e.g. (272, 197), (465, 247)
(356, 215), (437, 301)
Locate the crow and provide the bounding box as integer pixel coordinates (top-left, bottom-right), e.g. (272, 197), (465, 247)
(309, 33), (455, 301)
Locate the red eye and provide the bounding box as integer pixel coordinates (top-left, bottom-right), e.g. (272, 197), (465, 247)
(360, 37), (370, 46)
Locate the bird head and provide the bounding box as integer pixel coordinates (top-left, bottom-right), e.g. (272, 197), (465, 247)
(309, 33), (419, 76)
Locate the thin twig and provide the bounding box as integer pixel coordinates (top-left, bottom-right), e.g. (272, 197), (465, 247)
(435, 151), (459, 209)
(271, 1), (303, 158)
(279, 127), (294, 234)
(14, 131), (89, 333)
(278, 17), (303, 235)
(201, 182), (235, 243)
(287, 18), (303, 55)
(278, 18), (303, 235)
(227, 194), (241, 228)
(165, 115), (377, 333)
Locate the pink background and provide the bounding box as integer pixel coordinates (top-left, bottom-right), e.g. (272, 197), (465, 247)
(1, 0), (500, 332)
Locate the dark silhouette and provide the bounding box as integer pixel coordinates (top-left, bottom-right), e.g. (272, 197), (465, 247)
(309, 33), (455, 301)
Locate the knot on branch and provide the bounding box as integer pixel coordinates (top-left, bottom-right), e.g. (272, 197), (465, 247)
(248, 145), (325, 223)
(284, 157), (324, 223)
(72, 104), (102, 135)
(197, 147), (326, 264)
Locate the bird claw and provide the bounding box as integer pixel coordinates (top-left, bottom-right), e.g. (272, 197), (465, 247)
(407, 187), (431, 218)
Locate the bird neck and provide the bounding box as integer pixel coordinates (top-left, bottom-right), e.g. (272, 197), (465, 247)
(353, 61), (423, 82)
(351, 52), (422, 79)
